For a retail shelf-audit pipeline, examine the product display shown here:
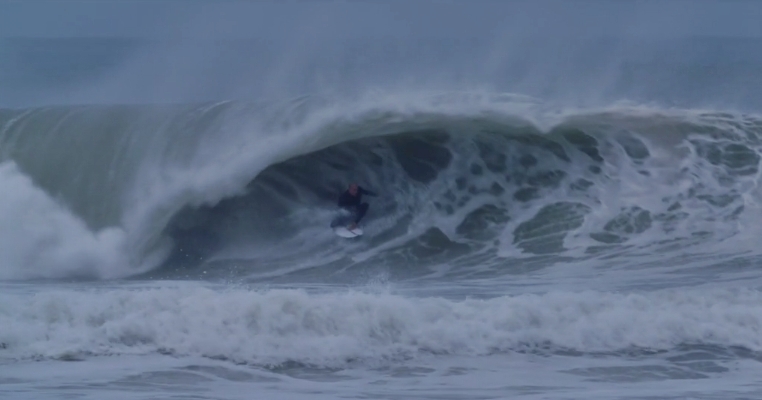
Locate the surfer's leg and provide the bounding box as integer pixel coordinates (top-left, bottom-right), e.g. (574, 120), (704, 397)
(354, 203), (369, 223)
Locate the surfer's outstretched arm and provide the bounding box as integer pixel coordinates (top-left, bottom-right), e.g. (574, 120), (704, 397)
(359, 187), (377, 196)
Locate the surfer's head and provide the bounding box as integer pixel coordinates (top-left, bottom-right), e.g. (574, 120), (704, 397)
(348, 183), (358, 195)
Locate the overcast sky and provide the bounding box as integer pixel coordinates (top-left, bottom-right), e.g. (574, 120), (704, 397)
(3, 0), (762, 108)
(1, 0), (762, 39)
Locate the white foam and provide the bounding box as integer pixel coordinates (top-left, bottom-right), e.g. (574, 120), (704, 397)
(0, 162), (130, 280)
(2, 285), (761, 367)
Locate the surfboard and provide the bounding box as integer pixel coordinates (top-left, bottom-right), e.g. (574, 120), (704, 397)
(333, 226), (363, 238)
(330, 209), (362, 237)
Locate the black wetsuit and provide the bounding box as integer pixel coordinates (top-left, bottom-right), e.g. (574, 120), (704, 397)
(338, 187), (377, 224)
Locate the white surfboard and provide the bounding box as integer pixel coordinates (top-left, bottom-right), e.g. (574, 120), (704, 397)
(333, 226), (363, 238)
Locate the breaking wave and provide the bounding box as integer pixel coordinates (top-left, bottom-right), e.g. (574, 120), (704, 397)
(1, 93), (762, 280)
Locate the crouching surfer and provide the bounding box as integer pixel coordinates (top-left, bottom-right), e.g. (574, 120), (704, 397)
(338, 183), (377, 230)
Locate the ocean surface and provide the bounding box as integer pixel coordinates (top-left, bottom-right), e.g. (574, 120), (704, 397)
(3, 32), (762, 400)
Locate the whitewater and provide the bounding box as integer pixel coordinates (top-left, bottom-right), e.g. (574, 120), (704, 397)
(4, 5), (762, 399)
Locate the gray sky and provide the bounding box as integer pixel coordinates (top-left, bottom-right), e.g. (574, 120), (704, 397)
(3, 0), (762, 109)
(1, 1), (762, 39)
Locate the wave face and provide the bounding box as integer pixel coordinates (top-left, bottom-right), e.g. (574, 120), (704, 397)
(1, 95), (762, 280)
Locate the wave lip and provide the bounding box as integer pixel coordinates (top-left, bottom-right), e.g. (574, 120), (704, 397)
(2, 287), (761, 367)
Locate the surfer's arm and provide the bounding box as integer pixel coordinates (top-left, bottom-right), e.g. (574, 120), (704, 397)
(359, 188), (377, 197)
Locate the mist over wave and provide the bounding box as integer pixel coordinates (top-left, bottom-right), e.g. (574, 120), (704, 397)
(1, 94), (762, 281)
(5, 36), (762, 109)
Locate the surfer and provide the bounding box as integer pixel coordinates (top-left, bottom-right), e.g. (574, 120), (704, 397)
(338, 183), (377, 230)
